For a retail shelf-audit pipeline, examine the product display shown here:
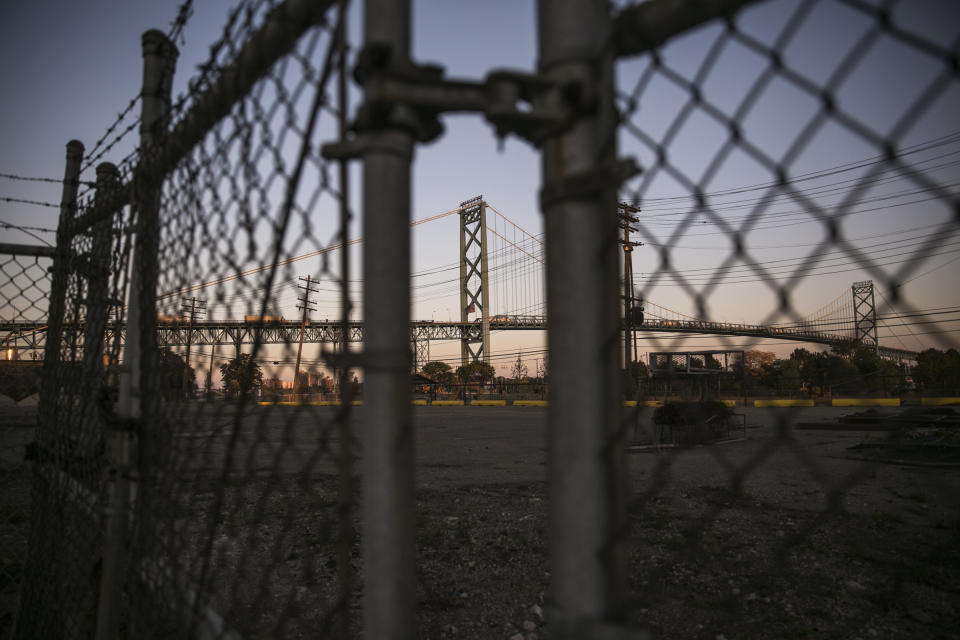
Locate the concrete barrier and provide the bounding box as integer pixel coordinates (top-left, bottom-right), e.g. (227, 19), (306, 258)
(831, 398), (900, 407)
(921, 397), (960, 406)
(432, 400), (464, 406)
(513, 400), (547, 407)
(753, 399), (814, 408)
(471, 399), (506, 406)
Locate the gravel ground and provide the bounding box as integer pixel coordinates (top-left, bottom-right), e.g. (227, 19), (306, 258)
(3, 404), (959, 639)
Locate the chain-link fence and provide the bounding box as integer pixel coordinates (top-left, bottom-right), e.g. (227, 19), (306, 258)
(0, 248), (51, 639)
(617, 1), (960, 638)
(7, 0), (960, 638)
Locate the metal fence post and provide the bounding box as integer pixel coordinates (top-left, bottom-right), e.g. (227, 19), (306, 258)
(359, 0), (417, 636)
(537, 0), (626, 634)
(100, 29), (177, 640)
(117, 29), (177, 423)
(13, 140), (83, 640)
(80, 163), (120, 451)
(90, 162), (127, 640)
(36, 140), (83, 445)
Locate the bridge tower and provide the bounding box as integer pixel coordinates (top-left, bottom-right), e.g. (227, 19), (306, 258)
(459, 196), (491, 367)
(852, 280), (879, 354)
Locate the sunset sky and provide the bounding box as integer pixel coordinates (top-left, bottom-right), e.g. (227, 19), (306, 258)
(1, 0), (957, 381)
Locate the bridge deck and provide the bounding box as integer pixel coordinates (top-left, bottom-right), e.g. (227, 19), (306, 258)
(1, 317), (918, 360)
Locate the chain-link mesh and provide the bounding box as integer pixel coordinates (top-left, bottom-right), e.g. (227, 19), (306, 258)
(121, 2), (354, 637)
(0, 251), (50, 639)
(11, 161), (133, 638)
(616, 1), (960, 637)
(8, 1), (960, 638)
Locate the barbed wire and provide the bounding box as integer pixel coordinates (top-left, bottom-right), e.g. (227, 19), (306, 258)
(1, 196), (60, 209)
(167, 0), (195, 46)
(0, 173), (88, 186)
(80, 118), (143, 179)
(0, 220), (55, 246)
(79, 96), (142, 175)
(0, 219), (56, 234)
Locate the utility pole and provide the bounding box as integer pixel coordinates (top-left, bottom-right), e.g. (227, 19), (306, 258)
(181, 297), (206, 396)
(206, 342), (216, 397)
(618, 203), (641, 376)
(295, 275), (318, 395)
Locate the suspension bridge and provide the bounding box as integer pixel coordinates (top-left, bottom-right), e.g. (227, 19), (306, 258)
(0, 198), (920, 367)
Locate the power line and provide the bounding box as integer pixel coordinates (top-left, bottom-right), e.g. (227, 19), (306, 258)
(621, 128), (960, 204)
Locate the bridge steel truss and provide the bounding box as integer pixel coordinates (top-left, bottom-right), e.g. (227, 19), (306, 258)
(458, 196), (491, 367)
(852, 280), (879, 355)
(2, 314), (917, 363)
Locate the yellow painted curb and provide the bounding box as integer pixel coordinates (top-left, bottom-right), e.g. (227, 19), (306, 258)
(432, 400), (464, 406)
(921, 397), (960, 406)
(831, 398), (900, 407)
(754, 399), (814, 408)
(471, 400), (506, 406)
(719, 399), (737, 408)
(412, 399), (428, 406)
(257, 401), (339, 406)
(624, 401), (637, 407)
(513, 400), (547, 407)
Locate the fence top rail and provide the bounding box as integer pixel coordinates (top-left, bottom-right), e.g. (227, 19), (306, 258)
(0, 242), (57, 258)
(63, 0), (336, 241)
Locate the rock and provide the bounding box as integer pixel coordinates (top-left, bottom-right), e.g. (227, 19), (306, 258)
(908, 608), (932, 624)
(522, 620), (536, 632)
(846, 579), (866, 592)
(529, 604), (543, 620)
(0, 395), (15, 406)
(17, 393), (39, 406)
(510, 634), (525, 640)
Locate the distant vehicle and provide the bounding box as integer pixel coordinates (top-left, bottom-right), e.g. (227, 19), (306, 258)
(157, 314), (188, 323)
(244, 315), (285, 323)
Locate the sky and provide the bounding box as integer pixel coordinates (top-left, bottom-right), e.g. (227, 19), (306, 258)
(1, 0), (958, 382)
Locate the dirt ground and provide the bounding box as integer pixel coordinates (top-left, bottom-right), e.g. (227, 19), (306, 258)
(3, 404), (959, 639)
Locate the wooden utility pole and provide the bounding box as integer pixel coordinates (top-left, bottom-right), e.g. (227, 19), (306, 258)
(181, 297), (206, 396)
(618, 203), (641, 373)
(294, 275), (318, 395)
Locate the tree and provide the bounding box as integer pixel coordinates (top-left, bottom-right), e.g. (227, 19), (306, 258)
(510, 354), (528, 381)
(421, 361), (455, 389)
(156, 348), (195, 400)
(744, 350), (777, 375)
(742, 350), (778, 393)
(219, 353), (263, 398)
(456, 361), (495, 384)
(776, 359), (802, 395)
(914, 348), (960, 394)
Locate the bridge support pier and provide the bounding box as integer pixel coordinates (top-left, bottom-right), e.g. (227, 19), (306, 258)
(459, 196), (490, 367)
(852, 280), (879, 354)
